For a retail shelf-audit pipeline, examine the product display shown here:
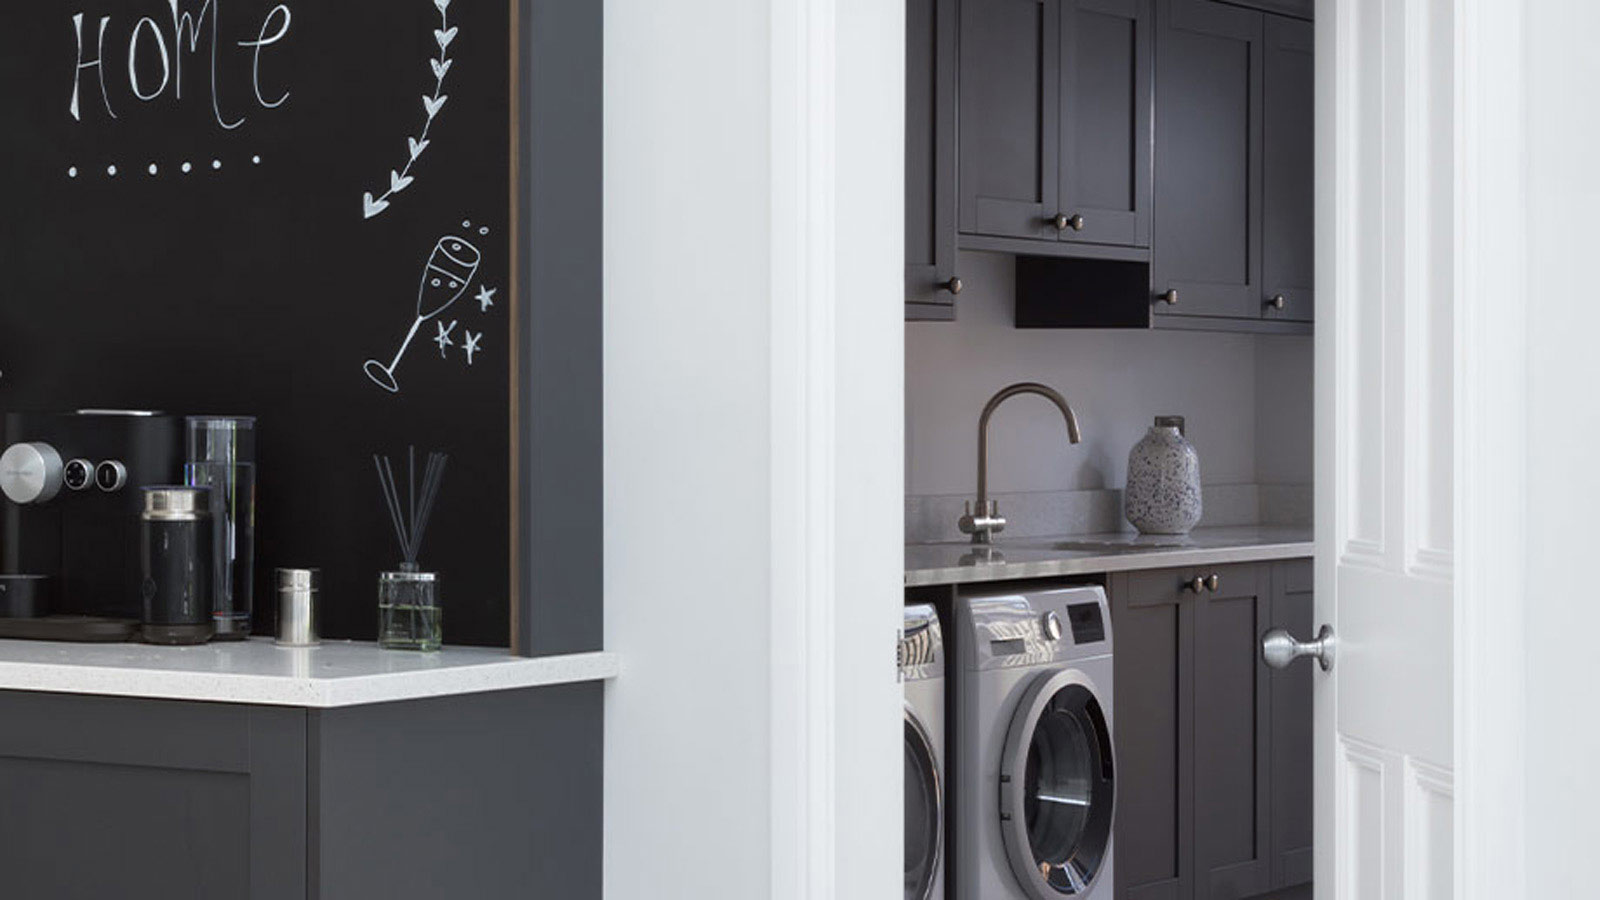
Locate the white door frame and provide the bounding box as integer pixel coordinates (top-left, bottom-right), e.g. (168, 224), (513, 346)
(1450, 0), (1527, 895)
(764, 0), (1537, 894)
(768, 1), (905, 899)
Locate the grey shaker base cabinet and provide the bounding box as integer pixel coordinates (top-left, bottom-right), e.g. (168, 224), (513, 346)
(0, 685), (602, 900)
(1110, 558), (1312, 900)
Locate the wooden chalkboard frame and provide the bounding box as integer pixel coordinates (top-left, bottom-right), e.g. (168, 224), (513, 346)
(509, 0), (602, 657)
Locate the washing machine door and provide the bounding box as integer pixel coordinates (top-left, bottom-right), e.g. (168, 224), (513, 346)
(999, 669), (1114, 897)
(904, 708), (943, 900)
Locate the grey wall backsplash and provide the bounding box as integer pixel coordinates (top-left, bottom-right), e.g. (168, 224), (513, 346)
(906, 251), (1312, 542)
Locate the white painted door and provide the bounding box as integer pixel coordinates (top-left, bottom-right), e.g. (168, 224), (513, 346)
(1305, 0), (1456, 897)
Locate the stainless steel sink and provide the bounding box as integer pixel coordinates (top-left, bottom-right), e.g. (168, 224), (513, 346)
(1011, 538), (1191, 553)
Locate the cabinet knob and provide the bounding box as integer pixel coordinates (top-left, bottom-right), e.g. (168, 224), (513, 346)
(1205, 574), (1220, 593)
(1159, 289), (1179, 305)
(943, 277), (964, 296)
(1184, 576), (1206, 594)
(1267, 294), (1287, 311)
(1051, 213), (1086, 232)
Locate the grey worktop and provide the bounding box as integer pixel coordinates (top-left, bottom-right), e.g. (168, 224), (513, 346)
(905, 525), (1314, 587)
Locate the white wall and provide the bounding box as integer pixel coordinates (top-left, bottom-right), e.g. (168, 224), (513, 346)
(603, 0), (775, 894)
(905, 250), (1313, 498)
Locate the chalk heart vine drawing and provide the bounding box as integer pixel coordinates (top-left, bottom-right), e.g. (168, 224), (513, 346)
(362, 0), (456, 220)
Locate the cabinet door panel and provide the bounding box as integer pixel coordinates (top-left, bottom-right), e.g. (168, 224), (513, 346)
(1270, 560), (1315, 888)
(1215, 0), (1313, 20)
(1152, 0), (1263, 320)
(1060, 0), (1152, 247)
(1261, 15), (1314, 322)
(0, 693), (307, 900)
(1191, 563), (1273, 899)
(1111, 569), (1193, 900)
(960, 0), (1059, 240)
(906, 0), (959, 319)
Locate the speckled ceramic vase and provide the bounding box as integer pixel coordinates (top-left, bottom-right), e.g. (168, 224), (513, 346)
(1125, 416), (1203, 535)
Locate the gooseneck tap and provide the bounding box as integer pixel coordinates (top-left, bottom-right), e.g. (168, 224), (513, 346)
(959, 382), (1082, 544)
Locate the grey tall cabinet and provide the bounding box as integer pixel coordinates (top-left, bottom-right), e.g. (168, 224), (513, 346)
(1110, 559), (1313, 900)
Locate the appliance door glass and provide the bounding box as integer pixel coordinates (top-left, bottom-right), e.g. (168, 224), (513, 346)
(904, 711), (943, 900)
(1002, 675), (1114, 897)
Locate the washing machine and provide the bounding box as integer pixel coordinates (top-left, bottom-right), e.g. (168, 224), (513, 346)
(901, 604), (947, 900)
(952, 586), (1115, 899)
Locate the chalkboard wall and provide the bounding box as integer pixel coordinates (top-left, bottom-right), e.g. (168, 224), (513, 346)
(0, 1), (524, 645)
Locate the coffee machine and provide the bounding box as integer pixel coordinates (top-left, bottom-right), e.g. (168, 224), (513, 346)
(0, 411), (183, 621)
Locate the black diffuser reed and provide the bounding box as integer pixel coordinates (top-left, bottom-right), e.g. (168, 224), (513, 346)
(373, 447), (449, 570)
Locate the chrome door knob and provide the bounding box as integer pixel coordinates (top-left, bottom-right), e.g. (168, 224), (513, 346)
(1261, 625), (1337, 672)
(943, 277), (964, 295)
(1159, 289), (1179, 305)
(1267, 294), (1287, 310)
(0, 442), (64, 505)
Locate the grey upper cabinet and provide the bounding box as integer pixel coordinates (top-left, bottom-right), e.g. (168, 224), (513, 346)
(1111, 559), (1311, 900)
(959, 0), (1152, 255)
(1261, 15), (1314, 323)
(1151, 0), (1263, 322)
(1152, 1), (1314, 330)
(1058, 0), (1153, 248)
(906, 0), (961, 321)
(959, 0), (1060, 242)
(1215, 0), (1313, 20)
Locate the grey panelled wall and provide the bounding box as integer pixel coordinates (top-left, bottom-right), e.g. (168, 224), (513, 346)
(1109, 559), (1313, 900)
(518, 0), (603, 656)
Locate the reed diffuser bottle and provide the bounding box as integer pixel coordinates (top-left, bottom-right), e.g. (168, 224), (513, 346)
(373, 448), (449, 651)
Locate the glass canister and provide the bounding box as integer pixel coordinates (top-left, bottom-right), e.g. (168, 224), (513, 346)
(140, 486), (215, 645)
(377, 568), (441, 651)
(184, 416), (257, 639)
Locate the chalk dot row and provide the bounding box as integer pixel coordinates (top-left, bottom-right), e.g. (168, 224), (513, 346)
(68, 156), (263, 179)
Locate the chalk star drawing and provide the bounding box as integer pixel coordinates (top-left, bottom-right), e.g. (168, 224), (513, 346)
(463, 330), (483, 365)
(433, 319), (459, 357)
(363, 0), (457, 219)
(475, 285), (496, 312)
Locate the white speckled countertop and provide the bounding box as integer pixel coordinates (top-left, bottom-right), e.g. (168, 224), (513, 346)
(0, 638), (619, 708)
(906, 525), (1314, 587)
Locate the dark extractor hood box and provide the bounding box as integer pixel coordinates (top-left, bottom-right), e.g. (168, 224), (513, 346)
(1015, 255), (1152, 329)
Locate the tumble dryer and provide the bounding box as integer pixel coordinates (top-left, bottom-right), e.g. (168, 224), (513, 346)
(901, 604), (946, 900)
(952, 586), (1115, 899)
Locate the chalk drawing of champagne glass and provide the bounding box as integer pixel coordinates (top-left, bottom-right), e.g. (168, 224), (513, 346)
(365, 235), (482, 393)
